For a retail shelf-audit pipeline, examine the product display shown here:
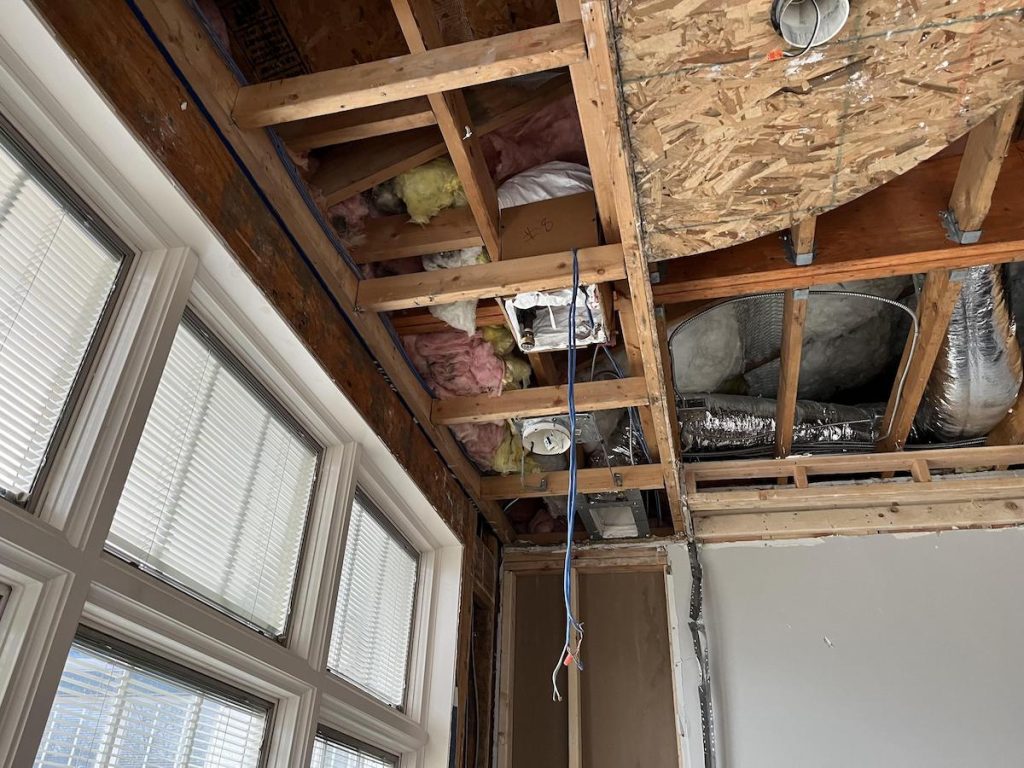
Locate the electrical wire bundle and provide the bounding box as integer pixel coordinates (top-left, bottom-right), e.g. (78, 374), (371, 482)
(551, 249), (584, 702)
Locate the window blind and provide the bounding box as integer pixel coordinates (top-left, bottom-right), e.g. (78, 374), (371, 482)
(0, 134), (122, 502)
(311, 728), (397, 768)
(327, 492), (418, 707)
(107, 313), (319, 637)
(35, 633), (267, 768)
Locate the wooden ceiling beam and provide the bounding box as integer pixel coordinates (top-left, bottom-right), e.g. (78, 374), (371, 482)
(356, 243), (625, 312)
(876, 270), (963, 452)
(275, 98), (436, 151)
(391, 0), (501, 259)
(129, 0), (516, 543)
(480, 464), (666, 499)
(948, 93), (1024, 235)
(312, 75), (572, 207)
(232, 21), (585, 127)
(355, 206), (481, 264)
(389, 302), (506, 335)
(653, 142), (1024, 304)
(431, 377), (649, 425)
(774, 289), (807, 458)
(578, 0), (686, 533)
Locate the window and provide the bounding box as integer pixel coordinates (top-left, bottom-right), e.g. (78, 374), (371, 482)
(328, 491), (418, 707)
(35, 629), (268, 767)
(0, 121), (125, 503)
(311, 726), (397, 768)
(107, 311), (320, 637)
(0, 582), (9, 622)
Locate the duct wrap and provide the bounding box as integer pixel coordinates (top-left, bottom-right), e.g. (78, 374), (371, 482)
(915, 265), (1023, 440)
(678, 393), (882, 453)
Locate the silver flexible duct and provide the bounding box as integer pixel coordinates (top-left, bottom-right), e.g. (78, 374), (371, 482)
(916, 265), (1023, 440)
(678, 393), (883, 452)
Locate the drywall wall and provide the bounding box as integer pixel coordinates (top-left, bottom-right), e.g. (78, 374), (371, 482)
(669, 528), (1024, 768)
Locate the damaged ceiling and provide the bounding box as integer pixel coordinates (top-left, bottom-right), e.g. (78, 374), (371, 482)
(613, 0), (1024, 258)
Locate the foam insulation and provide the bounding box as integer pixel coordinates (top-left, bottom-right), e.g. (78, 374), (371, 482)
(394, 157), (467, 224)
(613, 0), (1024, 258)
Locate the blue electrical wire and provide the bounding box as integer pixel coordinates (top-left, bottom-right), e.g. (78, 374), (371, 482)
(552, 250), (584, 701)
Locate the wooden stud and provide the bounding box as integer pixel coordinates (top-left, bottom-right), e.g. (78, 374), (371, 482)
(579, 0), (685, 532)
(876, 270), (963, 452)
(775, 289), (808, 458)
(695, 498), (1024, 544)
(356, 243), (625, 312)
(389, 303), (507, 335)
(790, 216), (817, 256)
(949, 93), (1024, 233)
(274, 98), (436, 151)
(391, 0), (501, 259)
(617, 296), (661, 462)
(689, 474), (1024, 515)
(528, 352), (562, 387)
(685, 444), (1024, 484)
(355, 206), (481, 264)
(481, 464), (666, 499)
(232, 21), (586, 127)
(431, 377), (650, 425)
(495, 573), (516, 768)
(554, 0), (618, 239)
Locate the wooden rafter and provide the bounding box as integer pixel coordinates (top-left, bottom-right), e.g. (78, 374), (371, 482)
(774, 289), (807, 458)
(310, 75), (573, 206)
(876, 270), (963, 452)
(356, 243), (625, 312)
(790, 216), (816, 257)
(274, 98), (436, 151)
(391, 0), (500, 259)
(431, 377), (649, 425)
(653, 141), (1024, 304)
(480, 464), (666, 499)
(131, 0), (516, 543)
(577, 0), (686, 533)
(232, 21), (585, 127)
(949, 93), (1024, 233)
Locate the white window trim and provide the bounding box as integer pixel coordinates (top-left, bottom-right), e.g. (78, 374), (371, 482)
(0, 3), (463, 767)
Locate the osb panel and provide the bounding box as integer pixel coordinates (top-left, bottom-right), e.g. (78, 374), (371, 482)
(612, 0), (1024, 259)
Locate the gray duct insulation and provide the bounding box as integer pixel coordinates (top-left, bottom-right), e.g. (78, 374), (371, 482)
(678, 394), (882, 452)
(915, 265), (1023, 440)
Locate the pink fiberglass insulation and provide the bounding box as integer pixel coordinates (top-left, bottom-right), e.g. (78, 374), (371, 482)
(404, 331), (507, 469)
(449, 422), (507, 468)
(481, 94), (588, 184)
(403, 330), (506, 400)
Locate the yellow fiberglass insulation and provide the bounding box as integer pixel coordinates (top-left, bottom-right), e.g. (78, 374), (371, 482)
(394, 158), (467, 224)
(492, 425), (539, 476)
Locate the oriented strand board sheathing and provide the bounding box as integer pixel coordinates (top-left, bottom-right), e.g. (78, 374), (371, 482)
(611, 0), (1024, 259)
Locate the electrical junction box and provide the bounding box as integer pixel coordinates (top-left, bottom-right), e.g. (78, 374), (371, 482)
(502, 285), (609, 354)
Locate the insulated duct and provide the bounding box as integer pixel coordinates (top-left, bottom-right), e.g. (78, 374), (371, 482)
(916, 265), (1023, 441)
(678, 393), (883, 453)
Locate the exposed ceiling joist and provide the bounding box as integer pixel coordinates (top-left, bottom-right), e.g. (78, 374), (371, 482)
(949, 93), (1024, 234)
(391, 0), (501, 258)
(274, 98), (436, 151)
(774, 289), (807, 459)
(355, 243), (625, 312)
(389, 303), (507, 335)
(232, 21), (585, 127)
(481, 464), (666, 499)
(876, 270), (963, 452)
(311, 75), (572, 206)
(355, 207), (481, 264)
(431, 377), (650, 425)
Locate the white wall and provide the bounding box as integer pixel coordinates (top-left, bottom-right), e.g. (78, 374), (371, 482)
(669, 529), (1024, 768)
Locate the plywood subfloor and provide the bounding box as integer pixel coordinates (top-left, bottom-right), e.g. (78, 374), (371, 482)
(612, 0), (1024, 259)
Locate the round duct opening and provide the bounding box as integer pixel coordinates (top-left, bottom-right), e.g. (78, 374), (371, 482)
(771, 0), (849, 49)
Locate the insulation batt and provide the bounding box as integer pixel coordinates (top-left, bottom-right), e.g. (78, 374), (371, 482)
(916, 265), (1023, 440)
(394, 157), (467, 223)
(421, 246), (488, 334)
(678, 393), (882, 452)
(481, 95), (588, 183)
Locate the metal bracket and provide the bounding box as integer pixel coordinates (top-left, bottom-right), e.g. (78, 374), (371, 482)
(792, 287), (810, 300)
(949, 267), (972, 284)
(782, 231), (815, 266)
(940, 209), (982, 245)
